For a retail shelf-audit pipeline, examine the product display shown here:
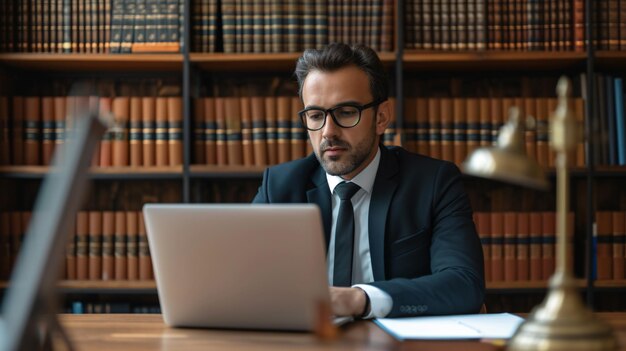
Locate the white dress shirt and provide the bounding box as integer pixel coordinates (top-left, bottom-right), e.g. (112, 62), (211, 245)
(326, 149), (393, 318)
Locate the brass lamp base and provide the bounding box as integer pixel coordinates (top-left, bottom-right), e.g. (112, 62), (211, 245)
(508, 272), (618, 351)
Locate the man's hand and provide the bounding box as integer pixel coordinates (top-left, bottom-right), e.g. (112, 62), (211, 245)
(329, 287), (368, 317)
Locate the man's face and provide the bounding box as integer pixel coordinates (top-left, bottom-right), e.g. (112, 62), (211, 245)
(302, 65), (390, 180)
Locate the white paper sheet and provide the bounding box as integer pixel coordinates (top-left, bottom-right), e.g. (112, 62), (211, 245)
(374, 313), (524, 340)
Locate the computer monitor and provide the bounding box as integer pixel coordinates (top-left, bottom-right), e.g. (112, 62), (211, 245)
(0, 111), (108, 351)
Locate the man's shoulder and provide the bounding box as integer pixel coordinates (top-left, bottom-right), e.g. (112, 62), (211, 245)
(384, 146), (457, 172)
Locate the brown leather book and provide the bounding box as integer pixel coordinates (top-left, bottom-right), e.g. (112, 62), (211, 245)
(0, 97), (9, 165)
(612, 211), (625, 280)
(167, 97), (183, 166)
(491, 212), (504, 282)
(529, 212), (543, 280)
(224, 97), (243, 165)
(240, 96), (254, 166)
(76, 211), (89, 280)
(466, 98), (480, 159)
(138, 212), (152, 280)
(53, 96), (66, 154)
(441, 98), (454, 162)
(88, 211), (102, 280)
(41, 97), (55, 165)
(276, 96), (291, 164)
(452, 98), (467, 166)
(126, 211), (139, 281)
(265, 96), (278, 165)
(490, 98), (503, 148)
(475, 212), (492, 282)
(541, 212), (556, 280)
(112, 97), (130, 167)
(193, 98), (206, 164)
(384, 97), (400, 146)
(251, 96), (268, 166)
(546, 98), (558, 168)
(504, 212), (517, 282)
(290, 97), (305, 161)
(428, 98), (441, 160)
(595, 211), (613, 280)
(24, 97), (41, 165)
(574, 98), (585, 167)
(10, 105), (25, 167)
(141, 97), (156, 167)
(215, 97), (228, 166)
(572, 0), (584, 51)
(415, 98), (430, 157)
(63, 211), (76, 280)
(129, 97), (143, 167)
(0, 212), (11, 279)
(517, 212), (530, 281)
(114, 211), (127, 280)
(155, 97), (169, 166)
(203, 97), (217, 165)
(478, 98), (491, 147)
(98, 97), (113, 167)
(380, 0), (393, 51)
(102, 211), (115, 281)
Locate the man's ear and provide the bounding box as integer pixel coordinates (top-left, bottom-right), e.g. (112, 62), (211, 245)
(375, 99), (392, 136)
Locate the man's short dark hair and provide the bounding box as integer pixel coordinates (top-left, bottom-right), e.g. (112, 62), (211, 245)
(294, 43), (389, 102)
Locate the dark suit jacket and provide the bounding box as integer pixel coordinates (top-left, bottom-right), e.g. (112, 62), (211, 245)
(252, 145), (485, 317)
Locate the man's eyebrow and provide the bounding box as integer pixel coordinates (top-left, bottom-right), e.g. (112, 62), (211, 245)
(304, 100), (363, 109)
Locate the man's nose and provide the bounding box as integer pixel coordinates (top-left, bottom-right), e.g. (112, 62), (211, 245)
(321, 112), (340, 138)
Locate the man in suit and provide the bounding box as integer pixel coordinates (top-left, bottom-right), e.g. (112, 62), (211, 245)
(253, 43), (484, 319)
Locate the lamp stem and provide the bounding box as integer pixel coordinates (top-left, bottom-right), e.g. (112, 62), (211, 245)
(555, 150), (569, 279)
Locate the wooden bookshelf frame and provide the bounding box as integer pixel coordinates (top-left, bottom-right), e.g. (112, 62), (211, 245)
(0, 53), (183, 72)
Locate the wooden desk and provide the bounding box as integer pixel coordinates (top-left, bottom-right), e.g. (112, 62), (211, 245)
(60, 313), (626, 351)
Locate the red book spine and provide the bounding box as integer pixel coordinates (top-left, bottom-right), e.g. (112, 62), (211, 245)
(595, 211), (613, 280)
(530, 212), (543, 280)
(102, 211), (115, 281)
(516, 212), (530, 281)
(290, 96), (305, 161)
(264, 96), (278, 165)
(167, 97), (183, 166)
(276, 96), (291, 164)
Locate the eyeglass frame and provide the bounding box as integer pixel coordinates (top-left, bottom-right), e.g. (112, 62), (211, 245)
(298, 98), (387, 131)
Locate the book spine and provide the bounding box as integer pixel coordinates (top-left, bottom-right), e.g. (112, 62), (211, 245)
(203, 97), (217, 165)
(101, 211), (115, 280)
(276, 96), (291, 164)
(193, 97), (206, 164)
(452, 98), (467, 166)
(0, 97), (9, 165)
(224, 96), (243, 165)
(240, 96), (254, 166)
(129, 97), (143, 167)
(415, 98), (430, 156)
(614, 78), (625, 165)
(428, 98), (441, 159)
(222, 0), (236, 52)
(167, 97), (183, 166)
(516, 212), (530, 281)
(466, 98), (480, 159)
(596, 211), (613, 280)
(404, 97), (417, 154)
(111, 97), (130, 166)
(64, 210), (77, 280)
(529, 211), (543, 280)
(23, 97), (41, 165)
(265, 96), (278, 165)
(141, 96), (156, 166)
(215, 97), (228, 165)
(251, 96), (267, 166)
(88, 211), (102, 280)
(440, 98), (454, 162)
(109, 0), (123, 53)
(475, 212), (492, 282)
(491, 212), (504, 282)
(541, 211), (556, 280)
(381, 0), (393, 51)
(76, 211), (89, 280)
(114, 211), (127, 280)
(88, 96), (101, 167)
(612, 211), (625, 280)
(126, 211), (139, 280)
(290, 96), (305, 161)
(138, 212), (152, 280)
(41, 97), (55, 165)
(504, 212), (517, 282)
(97, 97), (113, 167)
(11, 97), (24, 165)
(155, 97), (169, 166)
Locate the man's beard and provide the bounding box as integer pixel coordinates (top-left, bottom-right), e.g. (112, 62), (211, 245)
(315, 130), (377, 177)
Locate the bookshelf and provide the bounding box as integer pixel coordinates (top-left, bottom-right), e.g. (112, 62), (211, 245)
(1, 0), (626, 313)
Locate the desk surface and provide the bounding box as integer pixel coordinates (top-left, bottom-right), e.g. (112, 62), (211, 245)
(60, 313), (626, 351)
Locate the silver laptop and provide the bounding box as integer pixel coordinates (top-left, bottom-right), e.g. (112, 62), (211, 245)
(143, 203), (334, 331)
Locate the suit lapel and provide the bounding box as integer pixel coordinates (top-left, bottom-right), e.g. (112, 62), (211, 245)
(369, 146), (399, 281)
(306, 166), (332, 252)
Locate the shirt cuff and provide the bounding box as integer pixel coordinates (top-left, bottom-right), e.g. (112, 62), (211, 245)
(352, 284), (393, 319)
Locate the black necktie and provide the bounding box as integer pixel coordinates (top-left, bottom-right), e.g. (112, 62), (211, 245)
(333, 181), (361, 287)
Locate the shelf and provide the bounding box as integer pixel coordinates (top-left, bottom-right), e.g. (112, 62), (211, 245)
(0, 53), (184, 72)
(189, 52), (397, 72)
(189, 165), (265, 178)
(594, 280), (626, 290)
(0, 280), (157, 294)
(0, 166), (184, 180)
(402, 51), (587, 72)
(486, 279), (587, 292)
(595, 51), (626, 71)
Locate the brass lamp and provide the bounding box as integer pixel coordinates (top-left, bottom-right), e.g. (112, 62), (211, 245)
(462, 76), (618, 351)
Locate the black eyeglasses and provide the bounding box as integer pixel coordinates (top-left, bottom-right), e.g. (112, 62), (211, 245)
(298, 99), (386, 131)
